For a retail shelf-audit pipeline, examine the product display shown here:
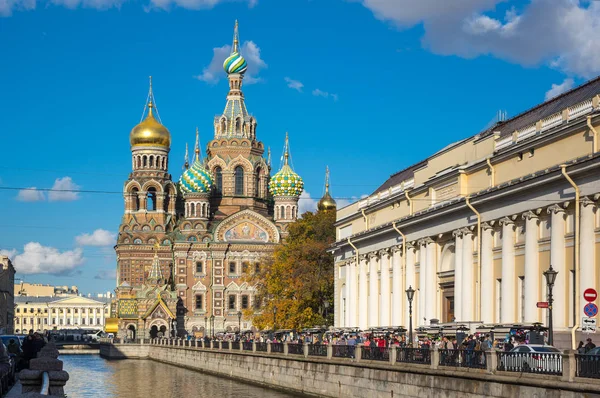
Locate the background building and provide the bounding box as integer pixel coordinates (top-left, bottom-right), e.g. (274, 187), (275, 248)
(331, 77), (600, 349)
(0, 256), (15, 334)
(113, 22), (305, 339)
(14, 296), (111, 333)
(15, 282), (79, 298)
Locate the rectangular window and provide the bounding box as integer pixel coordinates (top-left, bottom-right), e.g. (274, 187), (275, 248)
(67, 319), (71, 325)
(195, 295), (203, 310)
(82, 319), (85, 325)
(23, 319), (27, 325)
(229, 262), (236, 274)
(241, 295), (249, 309)
(228, 295), (236, 310)
(196, 261), (203, 274)
(242, 262), (249, 273)
(16, 308), (19, 313)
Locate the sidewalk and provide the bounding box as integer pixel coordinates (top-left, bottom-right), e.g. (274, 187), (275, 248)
(5, 381), (21, 397)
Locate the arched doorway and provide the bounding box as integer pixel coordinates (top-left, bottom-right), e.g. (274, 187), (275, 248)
(127, 324), (136, 341)
(149, 325), (159, 338)
(159, 325), (167, 337)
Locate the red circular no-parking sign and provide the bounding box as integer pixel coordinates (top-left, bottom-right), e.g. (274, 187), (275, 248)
(584, 288), (598, 302)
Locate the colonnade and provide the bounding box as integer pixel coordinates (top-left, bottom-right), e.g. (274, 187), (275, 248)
(339, 198), (598, 330)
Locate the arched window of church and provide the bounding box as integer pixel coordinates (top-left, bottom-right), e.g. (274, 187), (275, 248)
(143, 155), (147, 168)
(235, 118), (241, 133)
(255, 168), (261, 198)
(132, 188), (140, 211)
(147, 188), (157, 211)
(220, 118), (226, 134)
(149, 156), (154, 168)
(234, 166), (244, 196)
(215, 167), (223, 194)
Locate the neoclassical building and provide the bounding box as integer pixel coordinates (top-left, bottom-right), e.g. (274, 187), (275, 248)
(0, 256), (15, 334)
(331, 77), (600, 348)
(113, 22), (308, 339)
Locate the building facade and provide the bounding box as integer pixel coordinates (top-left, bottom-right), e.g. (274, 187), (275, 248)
(113, 22), (305, 339)
(331, 77), (600, 348)
(14, 282), (79, 298)
(14, 296), (111, 333)
(0, 256), (15, 334)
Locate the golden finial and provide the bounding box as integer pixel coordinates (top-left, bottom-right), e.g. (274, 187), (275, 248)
(232, 20), (240, 54)
(194, 127), (200, 161)
(283, 132), (289, 165)
(147, 75), (154, 115)
(184, 143), (189, 169)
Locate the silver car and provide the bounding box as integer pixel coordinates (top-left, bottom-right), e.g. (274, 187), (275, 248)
(500, 344), (562, 374)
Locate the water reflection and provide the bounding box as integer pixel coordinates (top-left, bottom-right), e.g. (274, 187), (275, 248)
(62, 355), (298, 398)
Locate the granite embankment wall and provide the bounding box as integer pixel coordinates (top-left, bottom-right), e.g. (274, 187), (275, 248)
(100, 344), (600, 398)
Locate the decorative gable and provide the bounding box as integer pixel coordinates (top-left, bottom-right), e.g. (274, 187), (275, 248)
(213, 209), (280, 243)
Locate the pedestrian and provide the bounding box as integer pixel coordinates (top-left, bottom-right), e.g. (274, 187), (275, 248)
(585, 338), (596, 353)
(577, 341), (586, 354)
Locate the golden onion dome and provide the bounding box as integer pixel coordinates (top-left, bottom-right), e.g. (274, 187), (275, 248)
(130, 104), (171, 148)
(317, 166), (336, 212)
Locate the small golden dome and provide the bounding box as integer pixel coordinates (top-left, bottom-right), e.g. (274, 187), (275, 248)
(130, 104), (171, 148)
(318, 191), (337, 212)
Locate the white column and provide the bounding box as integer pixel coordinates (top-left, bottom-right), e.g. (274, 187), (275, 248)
(62, 308), (67, 327)
(580, 198), (596, 319)
(391, 247), (402, 326)
(358, 256), (368, 330)
(418, 240), (427, 326)
(453, 230), (464, 322)
(100, 306), (105, 327)
(54, 310), (59, 327)
(92, 308), (97, 325)
(368, 253), (379, 327)
(500, 217), (516, 323)
(425, 238), (437, 322)
(462, 229), (474, 322)
(480, 223), (494, 324)
(405, 244), (416, 328)
(344, 263), (352, 327)
(86, 308), (91, 326)
(380, 250), (391, 326)
(78, 307), (82, 326)
(548, 204), (566, 328)
(522, 211), (540, 323)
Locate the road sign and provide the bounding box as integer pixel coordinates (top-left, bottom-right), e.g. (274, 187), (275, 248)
(584, 288), (598, 302)
(582, 318), (597, 333)
(536, 302), (549, 308)
(584, 303), (598, 318)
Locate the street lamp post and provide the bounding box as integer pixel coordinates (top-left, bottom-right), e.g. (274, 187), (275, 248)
(543, 264), (558, 346)
(237, 311), (242, 335)
(406, 285), (415, 348)
(273, 306), (277, 331)
(204, 316), (207, 338)
(210, 315), (215, 339)
(324, 301), (330, 323)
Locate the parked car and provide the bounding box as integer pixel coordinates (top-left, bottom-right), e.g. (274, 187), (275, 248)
(585, 347), (600, 355)
(0, 336), (21, 352)
(502, 344), (561, 373)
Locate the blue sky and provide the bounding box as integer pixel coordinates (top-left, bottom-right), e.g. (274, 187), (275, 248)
(1, 0), (599, 293)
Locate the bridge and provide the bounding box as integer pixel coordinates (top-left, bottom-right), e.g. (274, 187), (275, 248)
(100, 339), (600, 397)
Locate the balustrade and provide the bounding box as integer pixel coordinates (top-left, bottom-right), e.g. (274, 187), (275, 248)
(332, 345), (355, 359)
(307, 344), (327, 357)
(438, 349), (486, 369)
(575, 354), (600, 379)
(287, 343), (304, 356)
(360, 346), (389, 362)
(396, 348), (431, 365)
(497, 351), (562, 375)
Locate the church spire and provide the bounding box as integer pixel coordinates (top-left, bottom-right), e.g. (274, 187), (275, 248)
(318, 166), (337, 212)
(147, 242), (164, 285)
(232, 19), (240, 54)
(283, 132), (290, 166)
(184, 143), (189, 169)
(194, 127), (201, 163)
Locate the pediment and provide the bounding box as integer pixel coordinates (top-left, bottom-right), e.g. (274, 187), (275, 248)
(48, 296), (106, 306)
(214, 210), (279, 243)
(192, 280), (208, 291)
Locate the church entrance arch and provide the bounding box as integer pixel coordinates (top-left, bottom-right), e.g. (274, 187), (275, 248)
(126, 324), (136, 341)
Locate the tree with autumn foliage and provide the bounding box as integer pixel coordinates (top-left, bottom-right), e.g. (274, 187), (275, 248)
(246, 209), (336, 330)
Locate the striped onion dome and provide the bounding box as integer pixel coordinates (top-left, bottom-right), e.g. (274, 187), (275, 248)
(223, 52), (248, 75)
(179, 159), (213, 194)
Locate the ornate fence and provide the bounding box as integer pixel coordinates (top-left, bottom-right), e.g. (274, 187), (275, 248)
(396, 348), (431, 364)
(439, 349), (486, 369)
(497, 351), (562, 375)
(287, 343), (304, 355)
(307, 344), (327, 357)
(332, 345), (355, 359)
(575, 354), (600, 379)
(360, 346), (390, 362)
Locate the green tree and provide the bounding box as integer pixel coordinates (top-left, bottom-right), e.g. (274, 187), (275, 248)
(247, 210), (336, 330)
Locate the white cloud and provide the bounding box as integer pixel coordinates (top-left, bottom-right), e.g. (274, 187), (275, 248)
(16, 187), (45, 202)
(195, 40), (267, 85)
(0, 249), (18, 259)
(76, 229), (116, 247)
(312, 89), (338, 101)
(1, 0), (254, 15)
(299, 191), (318, 214)
(48, 177), (80, 202)
(284, 77), (304, 92)
(545, 78), (575, 101)
(95, 269), (116, 280)
(5, 242), (84, 275)
(359, 0), (600, 78)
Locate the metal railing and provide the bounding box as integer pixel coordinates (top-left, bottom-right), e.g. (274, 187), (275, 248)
(575, 354), (600, 379)
(439, 349), (486, 369)
(255, 342), (268, 352)
(242, 342), (253, 351)
(271, 343), (284, 353)
(307, 344), (327, 357)
(221, 341), (230, 350)
(396, 347), (431, 364)
(497, 352), (562, 375)
(360, 346), (390, 362)
(231, 341), (240, 350)
(332, 345), (355, 359)
(287, 343), (304, 355)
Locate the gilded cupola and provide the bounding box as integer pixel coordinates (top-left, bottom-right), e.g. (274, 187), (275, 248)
(318, 166), (337, 212)
(130, 77), (171, 149)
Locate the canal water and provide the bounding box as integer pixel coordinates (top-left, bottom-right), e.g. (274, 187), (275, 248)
(62, 355), (299, 398)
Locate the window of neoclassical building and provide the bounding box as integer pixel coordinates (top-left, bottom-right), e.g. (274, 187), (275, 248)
(234, 166), (244, 195)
